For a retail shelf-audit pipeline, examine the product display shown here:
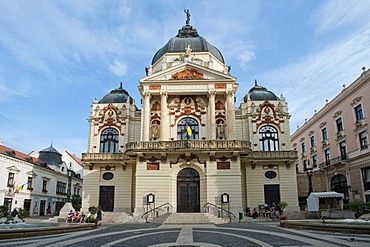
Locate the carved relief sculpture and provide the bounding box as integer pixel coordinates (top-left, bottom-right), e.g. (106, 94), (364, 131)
(171, 69), (204, 80)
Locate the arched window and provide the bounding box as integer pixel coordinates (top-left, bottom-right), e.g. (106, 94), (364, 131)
(331, 174), (347, 191)
(100, 128), (119, 153)
(177, 117), (199, 140)
(259, 125), (279, 151)
(331, 174), (349, 203)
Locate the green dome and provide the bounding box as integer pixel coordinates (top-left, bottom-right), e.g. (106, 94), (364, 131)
(244, 80), (279, 102)
(151, 24), (224, 65)
(99, 82), (133, 104)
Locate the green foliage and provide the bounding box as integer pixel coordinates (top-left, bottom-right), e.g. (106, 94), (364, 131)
(88, 206), (97, 214)
(344, 200), (366, 214)
(0, 205), (8, 218)
(278, 201), (288, 210)
(72, 195), (82, 211)
(17, 208), (30, 220)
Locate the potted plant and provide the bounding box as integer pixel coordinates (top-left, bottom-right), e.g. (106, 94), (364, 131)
(277, 202), (288, 220)
(17, 208), (30, 221)
(344, 200), (366, 218)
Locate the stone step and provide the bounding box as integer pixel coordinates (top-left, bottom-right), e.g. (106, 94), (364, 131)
(163, 213), (228, 224)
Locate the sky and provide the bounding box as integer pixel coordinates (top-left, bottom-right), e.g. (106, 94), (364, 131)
(0, 0), (369, 157)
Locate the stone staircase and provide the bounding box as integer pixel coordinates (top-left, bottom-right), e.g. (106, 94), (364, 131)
(103, 212), (133, 223)
(162, 213), (229, 224)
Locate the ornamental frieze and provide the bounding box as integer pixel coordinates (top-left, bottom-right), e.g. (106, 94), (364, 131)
(94, 103), (126, 136)
(171, 69), (204, 80)
(332, 110), (342, 118)
(319, 122), (327, 128)
(350, 96), (362, 106)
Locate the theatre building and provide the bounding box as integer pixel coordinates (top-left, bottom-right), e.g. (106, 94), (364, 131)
(81, 15), (299, 221)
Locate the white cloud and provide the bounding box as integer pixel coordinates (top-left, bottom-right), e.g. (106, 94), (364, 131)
(238, 50), (256, 67)
(311, 0), (370, 34)
(259, 26), (370, 132)
(108, 60), (127, 76)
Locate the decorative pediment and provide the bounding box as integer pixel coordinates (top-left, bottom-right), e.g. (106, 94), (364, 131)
(319, 122), (327, 128)
(26, 171), (38, 177)
(140, 62), (236, 82)
(6, 166), (20, 173)
(350, 96), (362, 106)
(171, 69), (204, 80)
(333, 110), (342, 118)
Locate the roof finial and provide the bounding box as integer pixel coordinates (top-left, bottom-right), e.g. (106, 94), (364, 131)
(254, 79), (258, 86)
(184, 9), (191, 25)
(119, 82), (123, 89)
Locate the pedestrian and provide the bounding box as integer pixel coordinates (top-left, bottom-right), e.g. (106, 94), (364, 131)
(96, 205), (104, 226)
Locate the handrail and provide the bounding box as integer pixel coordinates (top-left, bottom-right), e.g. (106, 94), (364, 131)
(141, 202), (173, 220)
(203, 202), (236, 221)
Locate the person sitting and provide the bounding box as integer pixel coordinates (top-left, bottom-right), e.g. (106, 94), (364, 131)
(80, 212), (86, 223)
(72, 211), (81, 222)
(252, 208), (259, 219)
(66, 210), (74, 223)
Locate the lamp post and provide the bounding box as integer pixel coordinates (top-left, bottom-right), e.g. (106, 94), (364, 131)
(66, 168), (73, 203)
(306, 169), (313, 195)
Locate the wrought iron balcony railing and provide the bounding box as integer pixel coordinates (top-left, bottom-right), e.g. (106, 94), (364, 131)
(125, 140), (252, 152)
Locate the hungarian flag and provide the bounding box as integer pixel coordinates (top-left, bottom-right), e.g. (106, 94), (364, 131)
(187, 126), (192, 136)
(17, 183), (27, 191)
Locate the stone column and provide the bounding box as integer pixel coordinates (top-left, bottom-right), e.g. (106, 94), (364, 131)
(160, 91), (168, 141)
(209, 91), (216, 139)
(142, 92), (151, 141)
(226, 90), (235, 139)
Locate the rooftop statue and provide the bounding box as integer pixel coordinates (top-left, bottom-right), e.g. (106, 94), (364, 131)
(184, 9), (191, 25)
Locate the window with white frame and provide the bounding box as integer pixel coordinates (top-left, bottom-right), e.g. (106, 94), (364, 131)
(322, 128), (328, 141)
(359, 131), (368, 149)
(310, 136), (315, 148)
(100, 128), (119, 153)
(324, 149), (330, 165)
(336, 117), (344, 132)
(259, 125), (279, 151)
(355, 104), (364, 121)
(7, 172), (15, 187)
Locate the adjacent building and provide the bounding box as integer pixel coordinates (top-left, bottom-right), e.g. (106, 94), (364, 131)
(0, 143), (83, 216)
(291, 68), (370, 207)
(81, 15), (299, 221)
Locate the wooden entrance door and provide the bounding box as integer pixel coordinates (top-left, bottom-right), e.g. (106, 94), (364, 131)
(177, 168), (200, 212)
(99, 186), (114, 211)
(264, 184), (280, 205)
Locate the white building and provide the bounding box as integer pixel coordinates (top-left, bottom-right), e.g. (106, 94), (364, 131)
(81, 14), (299, 221)
(0, 143), (82, 216)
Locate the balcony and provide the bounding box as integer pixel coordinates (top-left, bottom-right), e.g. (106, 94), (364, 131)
(82, 153), (126, 162)
(125, 140), (252, 153)
(320, 154), (349, 168)
(241, 151), (298, 162)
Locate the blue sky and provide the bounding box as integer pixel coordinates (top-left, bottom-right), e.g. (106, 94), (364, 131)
(0, 0), (369, 157)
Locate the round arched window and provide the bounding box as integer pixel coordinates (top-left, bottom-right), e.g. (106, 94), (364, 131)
(102, 172), (114, 180)
(265, 171), (277, 179)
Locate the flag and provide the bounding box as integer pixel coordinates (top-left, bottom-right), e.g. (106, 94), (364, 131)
(187, 126), (192, 136)
(17, 183), (27, 191)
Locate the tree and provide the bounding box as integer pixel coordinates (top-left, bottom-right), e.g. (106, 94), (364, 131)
(72, 195), (82, 211)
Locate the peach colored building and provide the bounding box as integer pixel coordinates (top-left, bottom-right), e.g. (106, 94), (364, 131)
(291, 68), (370, 207)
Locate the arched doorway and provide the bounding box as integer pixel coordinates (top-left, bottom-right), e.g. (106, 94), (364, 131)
(177, 168), (200, 212)
(331, 174), (349, 204)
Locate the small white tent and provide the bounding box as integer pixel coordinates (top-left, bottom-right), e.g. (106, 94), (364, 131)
(307, 192), (344, 218)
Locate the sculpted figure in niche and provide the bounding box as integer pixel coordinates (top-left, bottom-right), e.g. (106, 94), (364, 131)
(217, 121), (227, 140)
(151, 121), (160, 140)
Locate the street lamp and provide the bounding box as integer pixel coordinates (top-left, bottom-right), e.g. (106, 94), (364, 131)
(306, 169), (313, 195)
(66, 167), (73, 203)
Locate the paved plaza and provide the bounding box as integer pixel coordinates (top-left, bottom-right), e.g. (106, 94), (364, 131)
(1, 221), (370, 247)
